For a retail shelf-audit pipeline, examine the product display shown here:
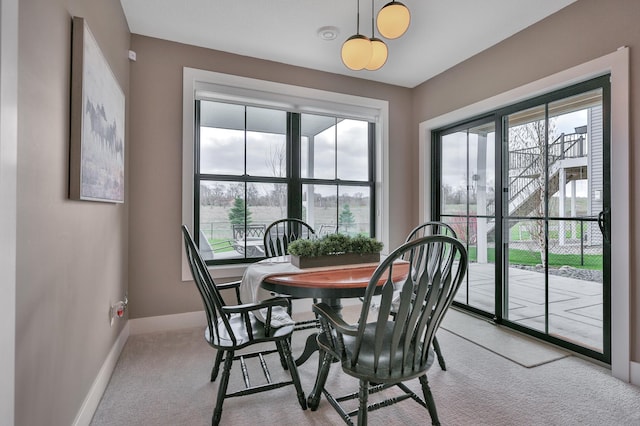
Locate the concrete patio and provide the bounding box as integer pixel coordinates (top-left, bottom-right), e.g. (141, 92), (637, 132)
(456, 263), (604, 352)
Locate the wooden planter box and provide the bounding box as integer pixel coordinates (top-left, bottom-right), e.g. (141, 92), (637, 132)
(291, 252), (380, 269)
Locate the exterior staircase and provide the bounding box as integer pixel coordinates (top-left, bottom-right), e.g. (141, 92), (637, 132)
(485, 131), (588, 230)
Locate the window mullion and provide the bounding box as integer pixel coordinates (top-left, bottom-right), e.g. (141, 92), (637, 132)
(194, 100), (202, 247)
(288, 112), (302, 219)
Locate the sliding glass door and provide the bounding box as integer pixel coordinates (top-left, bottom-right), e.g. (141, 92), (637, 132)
(503, 85), (609, 358)
(434, 76), (611, 362)
(438, 119), (497, 316)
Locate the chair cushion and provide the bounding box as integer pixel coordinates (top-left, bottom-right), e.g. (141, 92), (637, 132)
(206, 312), (294, 348)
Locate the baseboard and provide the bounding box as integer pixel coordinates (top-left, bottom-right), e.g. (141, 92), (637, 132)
(631, 361), (640, 386)
(72, 323), (130, 426)
(129, 310), (206, 335)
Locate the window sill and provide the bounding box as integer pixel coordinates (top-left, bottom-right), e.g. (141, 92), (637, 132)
(207, 263), (247, 281)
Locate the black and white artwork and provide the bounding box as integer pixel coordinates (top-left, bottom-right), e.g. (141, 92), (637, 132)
(70, 17), (125, 203)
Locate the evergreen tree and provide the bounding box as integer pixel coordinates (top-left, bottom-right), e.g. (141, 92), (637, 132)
(339, 204), (356, 232)
(228, 197), (252, 225)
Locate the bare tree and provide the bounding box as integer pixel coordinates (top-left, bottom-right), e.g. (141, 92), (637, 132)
(508, 117), (557, 266)
(211, 183), (226, 206)
(227, 183), (244, 200)
(200, 184), (214, 206)
(265, 143), (287, 217)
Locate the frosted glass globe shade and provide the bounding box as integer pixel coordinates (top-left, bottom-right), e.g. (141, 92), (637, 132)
(377, 1), (410, 39)
(365, 38), (388, 70)
(341, 34), (373, 70)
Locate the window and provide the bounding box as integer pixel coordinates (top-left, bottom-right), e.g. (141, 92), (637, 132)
(195, 101), (375, 264)
(183, 68), (389, 274)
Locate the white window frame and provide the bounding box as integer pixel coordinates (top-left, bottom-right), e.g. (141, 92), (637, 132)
(0, 0), (18, 422)
(419, 48), (631, 382)
(182, 68), (389, 280)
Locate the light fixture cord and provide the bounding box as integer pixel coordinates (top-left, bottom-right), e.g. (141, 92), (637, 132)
(357, 0), (361, 34)
(370, 0), (374, 37)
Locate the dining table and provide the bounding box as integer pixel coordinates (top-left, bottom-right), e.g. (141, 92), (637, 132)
(239, 255), (410, 365)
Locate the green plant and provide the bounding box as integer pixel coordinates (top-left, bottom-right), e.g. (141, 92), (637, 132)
(316, 233), (351, 255)
(287, 233), (383, 257)
(228, 197), (252, 225)
(350, 234), (384, 254)
(339, 204), (356, 232)
(286, 239), (316, 257)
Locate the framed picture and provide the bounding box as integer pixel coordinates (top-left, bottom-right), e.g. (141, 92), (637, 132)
(69, 17), (125, 203)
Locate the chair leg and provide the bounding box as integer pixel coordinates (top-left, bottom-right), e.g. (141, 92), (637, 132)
(307, 349), (333, 411)
(212, 350), (234, 426)
(357, 379), (369, 426)
(419, 375), (440, 426)
(276, 341), (289, 370)
(432, 336), (446, 371)
(211, 350), (224, 382)
(279, 338), (307, 410)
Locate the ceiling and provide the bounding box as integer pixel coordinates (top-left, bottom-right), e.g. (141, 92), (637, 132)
(120, 0), (577, 88)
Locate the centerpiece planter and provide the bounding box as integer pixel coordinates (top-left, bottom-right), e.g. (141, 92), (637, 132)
(291, 252), (380, 269)
(287, 233), (384, 269)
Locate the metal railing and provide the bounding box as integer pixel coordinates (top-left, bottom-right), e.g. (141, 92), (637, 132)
(486, 132), (587, 217)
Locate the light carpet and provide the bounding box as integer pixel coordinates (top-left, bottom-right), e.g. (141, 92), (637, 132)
(90, 310), (640, 426)
(440, 308), (570, 368)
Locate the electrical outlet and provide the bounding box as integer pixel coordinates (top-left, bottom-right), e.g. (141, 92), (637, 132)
(110, 295), (128, 326)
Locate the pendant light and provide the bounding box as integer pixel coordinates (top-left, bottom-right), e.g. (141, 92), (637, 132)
(365, 0), (388, 70)
(377, 1), (410, 39)
(341, 0), (372, 70)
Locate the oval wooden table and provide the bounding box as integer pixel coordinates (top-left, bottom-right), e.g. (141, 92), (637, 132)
(261, 261), (410, 366)
(261, 262), (409, 299)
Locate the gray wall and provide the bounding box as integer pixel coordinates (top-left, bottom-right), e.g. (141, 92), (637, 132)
(17, 1), (129, 425)
(126, 35), (414, 319)
(412, 0), (639, 360)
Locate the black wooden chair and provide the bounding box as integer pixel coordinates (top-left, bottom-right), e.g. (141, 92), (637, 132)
(399, 221), (458, 370)
(181, 225), (307, 425)
(308, 235), (467, 426)
(263, 218), (316, 257)
(263, 218), (320, 363)
(405, 221), (457, 243)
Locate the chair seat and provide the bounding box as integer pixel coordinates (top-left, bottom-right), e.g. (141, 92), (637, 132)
(318, 322), (435, 382)
(205, 312), (295, 349)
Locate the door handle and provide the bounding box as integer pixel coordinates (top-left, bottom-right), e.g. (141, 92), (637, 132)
(598, 209), (610, 244)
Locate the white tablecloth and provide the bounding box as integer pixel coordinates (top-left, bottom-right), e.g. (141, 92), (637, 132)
(239, 255), (303, 327)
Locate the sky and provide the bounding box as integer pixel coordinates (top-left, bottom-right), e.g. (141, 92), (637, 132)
(199, 118), (370, 196)
(440, 108), (590, 199)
